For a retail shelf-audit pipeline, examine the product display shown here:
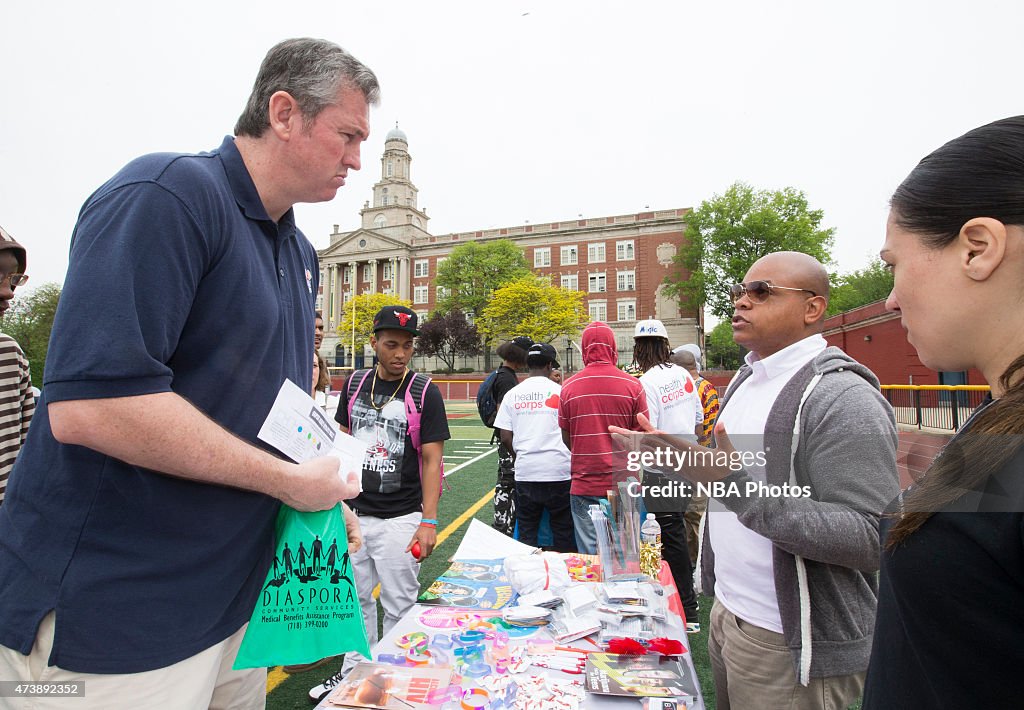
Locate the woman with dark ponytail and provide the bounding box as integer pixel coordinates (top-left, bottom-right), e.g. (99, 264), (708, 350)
(863, 116), (1024, 708)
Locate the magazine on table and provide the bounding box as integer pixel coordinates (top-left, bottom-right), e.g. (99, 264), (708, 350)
(324, 662), (452, 710)
(417, 558), (516, 610)
(585, 653), (698, 701)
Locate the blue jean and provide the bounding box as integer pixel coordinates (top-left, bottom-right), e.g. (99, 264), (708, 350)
(570, 494), (605, 554)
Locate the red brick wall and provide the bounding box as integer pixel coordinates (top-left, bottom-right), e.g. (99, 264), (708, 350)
(824, 301), (986, 386)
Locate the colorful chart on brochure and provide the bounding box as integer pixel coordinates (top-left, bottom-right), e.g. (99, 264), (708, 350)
(417, 558), (516, 610)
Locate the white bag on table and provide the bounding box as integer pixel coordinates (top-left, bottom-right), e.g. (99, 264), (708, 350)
(504, 552), (571, 595)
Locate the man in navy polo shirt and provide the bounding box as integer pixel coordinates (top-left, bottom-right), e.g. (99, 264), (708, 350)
(0, 39), (378, 708)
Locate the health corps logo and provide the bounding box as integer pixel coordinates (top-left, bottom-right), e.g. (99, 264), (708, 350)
(514, 391), (560, 410)
(658, 378), (694, 403)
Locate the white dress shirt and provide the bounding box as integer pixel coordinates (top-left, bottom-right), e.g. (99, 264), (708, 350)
(709, 333), (826, 633)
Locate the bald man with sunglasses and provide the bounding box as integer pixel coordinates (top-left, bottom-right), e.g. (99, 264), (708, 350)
(626, 252), (899, 709)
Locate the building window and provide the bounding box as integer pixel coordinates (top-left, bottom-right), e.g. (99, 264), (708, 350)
(437, 285), (449, 300)
(617, 300), (637, 322)
(588, 242), (606, 263)
(560, 274), (578, 290)
(588, 272), (607, 293)
(617, 270), (635, 291)
(534, 247), (551, 267)
(387, 161), (393, 177)
(414, 259), (429, 278)
(616, 240), (635, 261)
(589, 301), (607, 322)
(382, 263), (393, 280)
(362, 264), (371, 282)
(374, 214), (387, 229)
(414, 285), (429, 304)
(343, 266), (351, 284)
(560, 245), (578, 266)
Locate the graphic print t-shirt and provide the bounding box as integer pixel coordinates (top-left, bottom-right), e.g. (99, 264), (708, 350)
(336, 370), (450, 518)
(493, 376), (570, 482)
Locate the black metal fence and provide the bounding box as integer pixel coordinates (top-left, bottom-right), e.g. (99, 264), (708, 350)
(881, 385), (990, 431)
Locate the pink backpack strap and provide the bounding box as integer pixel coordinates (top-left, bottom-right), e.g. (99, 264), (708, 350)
(346, 369), (373, 427)
(404, 373), (446, 495)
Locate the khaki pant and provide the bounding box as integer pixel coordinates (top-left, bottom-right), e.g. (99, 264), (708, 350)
(0, 612), (265, 710)
(708, 600), (864, 710)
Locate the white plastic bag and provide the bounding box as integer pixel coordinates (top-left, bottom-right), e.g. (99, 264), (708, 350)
(504, 552), (571, 595)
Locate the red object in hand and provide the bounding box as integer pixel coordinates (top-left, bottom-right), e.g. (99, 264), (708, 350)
(410, 540), (422, 560)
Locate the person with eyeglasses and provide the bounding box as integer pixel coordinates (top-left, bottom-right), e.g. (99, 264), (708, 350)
(0, 39), (375, 707)
(614, 250), (899, 710)
(0, 225), (34, 506)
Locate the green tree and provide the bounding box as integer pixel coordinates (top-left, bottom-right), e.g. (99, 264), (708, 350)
(416, 309), (482, 372)
(827, 258), (894, 315)
(0, 282), (61, 388)
(669, 182), (835, 320)
(705, 320), (743, 370)
(477, 276), (587, 344)
(435, 240), (531, 319)
(337, 293), (412, 352)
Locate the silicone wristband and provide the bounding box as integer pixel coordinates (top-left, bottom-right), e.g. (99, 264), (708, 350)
(396, 632), (428, 649)
(420, 518), (438, 526)
(456, 630), (485, 645)
(461, 687), (490, 710)
(406, 647), (432, 665)
(463, 662), (492, 679)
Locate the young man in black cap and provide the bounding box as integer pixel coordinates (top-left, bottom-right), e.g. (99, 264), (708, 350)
(0, 225), (34, 505)
(491, 335), (533, 536)
(311, 305), (450, 701)
(493, 343), (576, 551)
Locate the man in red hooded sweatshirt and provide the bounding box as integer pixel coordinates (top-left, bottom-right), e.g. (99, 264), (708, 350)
(558, 321), (648, 553)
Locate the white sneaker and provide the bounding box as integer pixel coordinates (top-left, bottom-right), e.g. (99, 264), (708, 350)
(309, 668), (346, 703)
(686, 622), (701, 634)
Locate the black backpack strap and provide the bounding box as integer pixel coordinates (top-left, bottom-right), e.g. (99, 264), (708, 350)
(347, 369), (371, 399)
(407, 372), (430, 413)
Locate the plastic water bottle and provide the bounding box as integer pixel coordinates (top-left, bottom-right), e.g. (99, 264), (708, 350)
(640, 513), (663, 578)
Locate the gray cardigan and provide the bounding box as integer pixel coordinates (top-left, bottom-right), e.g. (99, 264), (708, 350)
(700, 346), (900, 683)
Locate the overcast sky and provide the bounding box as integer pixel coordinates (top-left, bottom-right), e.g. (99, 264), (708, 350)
(2, 0), (1021, 291)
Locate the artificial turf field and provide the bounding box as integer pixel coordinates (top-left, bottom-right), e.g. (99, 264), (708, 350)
(263, 403), (861, 709)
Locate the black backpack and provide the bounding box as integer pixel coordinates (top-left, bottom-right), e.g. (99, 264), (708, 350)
(476, 369), (501, 427)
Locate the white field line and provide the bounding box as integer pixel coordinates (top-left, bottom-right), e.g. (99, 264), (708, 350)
(442, 447), (498, 478)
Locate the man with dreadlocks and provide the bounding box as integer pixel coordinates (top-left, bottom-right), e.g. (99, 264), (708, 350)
(632, 318), (703, 632)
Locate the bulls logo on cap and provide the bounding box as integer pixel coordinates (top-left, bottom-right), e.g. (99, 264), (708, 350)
(372, 305), (420, 336)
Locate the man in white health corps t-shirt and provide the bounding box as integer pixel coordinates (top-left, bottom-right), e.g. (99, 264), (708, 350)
(494, 343), (577, 552)
(632, 318), (702, 632)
